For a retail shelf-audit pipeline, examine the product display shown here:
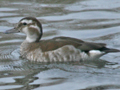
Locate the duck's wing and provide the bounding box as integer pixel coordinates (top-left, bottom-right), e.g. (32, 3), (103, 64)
(39, 36), (107, 52)
(53, 36), (106, 51)
(53, 37), (120, 53)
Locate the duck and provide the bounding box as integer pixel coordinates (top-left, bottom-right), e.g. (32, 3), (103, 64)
(5, 17), (120, 62)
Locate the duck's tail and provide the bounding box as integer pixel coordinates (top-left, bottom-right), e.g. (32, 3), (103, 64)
(100, 47), (120, 53)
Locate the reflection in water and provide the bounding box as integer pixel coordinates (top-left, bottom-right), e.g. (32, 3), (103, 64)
(0, 0), (120, 90)
(81, 85), (120, 90)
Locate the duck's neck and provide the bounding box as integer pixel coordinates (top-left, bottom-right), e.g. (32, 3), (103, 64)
(23, 27), (41, 43)
(25, 32), (41, 43)
(26, 35), (38, 43)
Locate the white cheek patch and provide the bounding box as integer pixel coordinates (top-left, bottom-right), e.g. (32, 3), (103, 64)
(22, 27), (28, 34)
(21, 20), (33, 24)
(30, 24), (40, 34)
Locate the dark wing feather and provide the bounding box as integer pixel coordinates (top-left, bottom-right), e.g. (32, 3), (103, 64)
(79, 42), (106, 51)
(39, 36), (106, 52)
(39, 38), (82, 52)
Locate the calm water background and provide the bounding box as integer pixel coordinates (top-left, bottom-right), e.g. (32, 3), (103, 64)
(0, 0), (120, 90)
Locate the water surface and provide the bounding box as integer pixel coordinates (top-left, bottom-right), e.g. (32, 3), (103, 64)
(0, 0), (120, 90)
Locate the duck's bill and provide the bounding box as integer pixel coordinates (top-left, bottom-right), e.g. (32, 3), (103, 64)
(4, 28), (19, 34)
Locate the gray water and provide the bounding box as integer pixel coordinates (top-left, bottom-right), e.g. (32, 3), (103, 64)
(0, 0), (120, 90)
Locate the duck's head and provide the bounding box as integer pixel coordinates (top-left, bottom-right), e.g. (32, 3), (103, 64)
(5, 17), (43, 43)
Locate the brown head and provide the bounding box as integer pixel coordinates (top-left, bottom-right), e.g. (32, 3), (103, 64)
(5, 17), (43, 42)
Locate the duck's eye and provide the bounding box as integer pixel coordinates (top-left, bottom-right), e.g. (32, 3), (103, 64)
(23, 22), (27, 25)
